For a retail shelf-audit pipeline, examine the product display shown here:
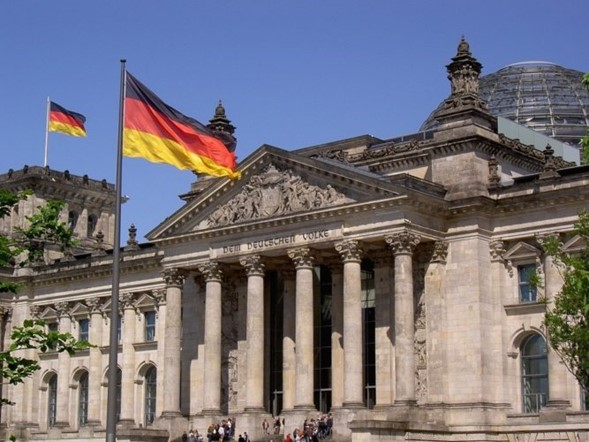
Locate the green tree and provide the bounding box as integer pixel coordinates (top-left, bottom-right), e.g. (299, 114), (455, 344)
(0, 189), (90, 405)
(543, 210), (589, 391)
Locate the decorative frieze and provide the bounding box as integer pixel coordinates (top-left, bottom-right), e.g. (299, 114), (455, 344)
(205, 164), (352, 227)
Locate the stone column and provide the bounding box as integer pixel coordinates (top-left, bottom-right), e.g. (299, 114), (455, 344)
(119, 293), (136, 424)
(287, 247), (315, 410)
(161, 268), (185, 417)
(386, 230), (420, 405)
(328, 261), (344, 409)
(281, 269), (296, 411)
(540, 239), (570, 409)
(198, 261), (223, 414)
(86, 297), (104, 426)
(335, 240), (364, 408)
(373, 251), (394, 407)
(54, 301), (72, 427)
(240, 255), (265, 411)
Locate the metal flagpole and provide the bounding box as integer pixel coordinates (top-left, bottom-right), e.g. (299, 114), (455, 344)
(106, 59), (126, 442)
(44, 97), (50, 167)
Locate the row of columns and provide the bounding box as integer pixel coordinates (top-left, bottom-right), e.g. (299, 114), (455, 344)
(158, 230), (422, 417)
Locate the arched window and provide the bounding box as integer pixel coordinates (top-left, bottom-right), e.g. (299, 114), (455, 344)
(48, 374), (58, 428)
(144, 366), (157, 426)
(87, 214), (97, 237)
(79, 372), (89, 426)
(521, 334), (548, 413)
(68, 211), (78, 229)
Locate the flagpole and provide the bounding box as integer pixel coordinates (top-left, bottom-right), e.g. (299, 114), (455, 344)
(106, 59), (126, 442)
(44, 97), (50, 167)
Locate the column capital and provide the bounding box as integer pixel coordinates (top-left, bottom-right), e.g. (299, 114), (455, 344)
(152, 288), (166, 306)
(162, 268), (185, 288)
(54, 301), (71, 319)
(335, 239), (363, 263)
(119, 292), (136, 310)
(287, 246), (314, 268)
(240, 254), (265, 276)
(489, 239), (506, 262)
(29, 304), (40, 318)
(431, 240), (449, 264)
(198, 261), (223, 282)
(85, 297), (104, 314)
(385, 230), (420, 256)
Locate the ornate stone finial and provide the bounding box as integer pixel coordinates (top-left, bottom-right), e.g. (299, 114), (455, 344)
(198, 261), (223, 282)
(431, 241), (449, 264)
(385, 230), (421, 255)
(94, 231), (106, 255)
(287, 247), (314, 268)
(488, 155), (501, 189)
(334, 240), (363, 263)
(125, 224), (140, 251)
(240, 255), (265, 276)
(207, 100), (237, 153)
(162, 268), (185, 288)
(539, 144), (560, 179)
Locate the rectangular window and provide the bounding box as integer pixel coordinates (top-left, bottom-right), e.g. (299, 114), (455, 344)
(518, 264), (537, 303)
(79, 319), (89, 342)
(145, 311), (156, 342)
(48, 322), (58, 332)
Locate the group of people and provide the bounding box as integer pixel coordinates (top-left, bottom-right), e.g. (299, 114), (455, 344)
(182, 418), (237, 442)
(284, 414), (333, 442)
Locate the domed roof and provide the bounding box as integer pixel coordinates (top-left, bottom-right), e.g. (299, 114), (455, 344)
(421, 61), (589, 145)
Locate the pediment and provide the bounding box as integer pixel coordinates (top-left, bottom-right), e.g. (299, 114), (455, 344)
(148, 145), (401, 240)
(38, 306), (57, 321)
(70, 302), (89, 317)
(504, 241), (540, 261)
(562, 234), (587, 254)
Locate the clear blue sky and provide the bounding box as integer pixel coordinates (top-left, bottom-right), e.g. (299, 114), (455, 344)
(1, 1), (587, 240)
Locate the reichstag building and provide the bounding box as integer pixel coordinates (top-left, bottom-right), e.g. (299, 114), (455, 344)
(1, 38), (589, 441)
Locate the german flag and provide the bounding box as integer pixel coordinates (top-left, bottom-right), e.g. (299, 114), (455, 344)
(48, 101), (87, 137)
(124, 73), (240, 179)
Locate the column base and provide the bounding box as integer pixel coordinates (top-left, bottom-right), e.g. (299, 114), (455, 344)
(243, 406), (265, 413)
(342, 401), (365, 409)
(117, 418), (136, 428)
(545, 399), (571, 409)
(394, 399), (417, 406)
(293, 404), (316, 412)
(160, 411), (182, 419)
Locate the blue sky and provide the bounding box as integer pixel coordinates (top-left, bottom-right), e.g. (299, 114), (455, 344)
(1, 1), (587, 240)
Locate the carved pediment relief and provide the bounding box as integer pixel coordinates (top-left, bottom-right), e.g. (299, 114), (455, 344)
(202, 164), (354, 228)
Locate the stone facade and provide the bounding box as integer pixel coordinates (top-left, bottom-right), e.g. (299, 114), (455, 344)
(1, 38), (589, 441)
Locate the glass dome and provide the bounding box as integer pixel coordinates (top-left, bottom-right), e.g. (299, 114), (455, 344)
(421, 62), (589, 145)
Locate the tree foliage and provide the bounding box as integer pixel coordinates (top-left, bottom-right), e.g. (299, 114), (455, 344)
(0, 189), (89, 405)
(0, 319), (92, 405)
(543, 210), (589, 391)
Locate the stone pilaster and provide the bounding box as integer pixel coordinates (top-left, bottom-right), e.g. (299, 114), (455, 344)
(161, 268), (185, 417)
(198, 261), (223, 414)
(335, 240), (364, 408)
(86, 297), (104, 426)
(538, 235), (570, 410)
(372, 250), (394, 408)
(240, 255), (265, 411)
(386, 230), (420, 405)
(328, 261), (344, 409)
(54, 301), (72, 428)
(281, 268), (296, 411)
(287, 246), (315, 410)
(119, 292), (136, 425)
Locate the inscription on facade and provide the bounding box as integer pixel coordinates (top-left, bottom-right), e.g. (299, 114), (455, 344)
(216, 229), (336, 256)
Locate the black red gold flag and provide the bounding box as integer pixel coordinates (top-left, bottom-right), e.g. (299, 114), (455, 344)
(123, 73), (239, 179)
(48, 101), (87, 137)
